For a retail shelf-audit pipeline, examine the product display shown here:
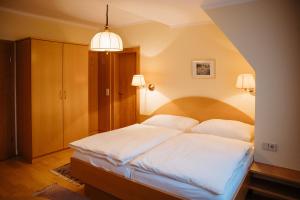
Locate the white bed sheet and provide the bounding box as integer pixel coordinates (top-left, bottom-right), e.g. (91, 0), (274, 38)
(131, 148), (254, 200)
(72, 150), (132, 178)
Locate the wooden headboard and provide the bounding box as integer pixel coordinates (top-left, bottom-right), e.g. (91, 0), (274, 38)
(150, 96), (254, 125)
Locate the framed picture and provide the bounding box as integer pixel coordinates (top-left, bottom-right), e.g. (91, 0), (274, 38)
(192, 60), (216, 78)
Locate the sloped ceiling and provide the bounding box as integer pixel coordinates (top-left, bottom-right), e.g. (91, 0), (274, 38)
(0, 0), (253, 28)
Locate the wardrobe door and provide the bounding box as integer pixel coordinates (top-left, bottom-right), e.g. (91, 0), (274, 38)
(63, 44), (88, 147)
(31, 39), (63, 157)
(0, 40), (15, 160)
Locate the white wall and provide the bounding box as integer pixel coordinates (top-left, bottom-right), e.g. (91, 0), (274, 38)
(0, 8), (255, 119)
(0, 9), (97, 44)
(116, 22), (255, 118)
(206, 0), (300, 170)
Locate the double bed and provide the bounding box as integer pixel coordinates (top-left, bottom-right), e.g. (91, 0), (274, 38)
(70, 97), (254, 200)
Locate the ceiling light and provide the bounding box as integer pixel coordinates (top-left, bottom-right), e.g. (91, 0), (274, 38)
(90, 4), (123, 52)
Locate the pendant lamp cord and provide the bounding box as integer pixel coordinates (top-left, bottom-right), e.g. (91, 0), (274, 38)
(105, 4), (109, 30)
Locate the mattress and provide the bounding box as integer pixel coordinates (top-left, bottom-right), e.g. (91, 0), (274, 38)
(72, 150), (132, 178)
(131, 148), (254, 200)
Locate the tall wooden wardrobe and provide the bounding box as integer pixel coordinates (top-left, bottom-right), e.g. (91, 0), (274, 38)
(89, 48), (140, 133)
(16, 38), (88, 162)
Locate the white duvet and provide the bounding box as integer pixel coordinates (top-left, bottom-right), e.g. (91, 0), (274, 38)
(130, 134), (252, 195)
(69, 124), (181, 166)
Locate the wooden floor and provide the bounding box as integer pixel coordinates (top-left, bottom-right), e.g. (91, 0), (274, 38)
(0, 149), (84, 200)
(0, 149), (268, 200)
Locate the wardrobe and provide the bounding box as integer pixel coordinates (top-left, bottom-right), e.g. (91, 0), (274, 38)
(89, 48), (140, 133)
(16, 38), (88, 162)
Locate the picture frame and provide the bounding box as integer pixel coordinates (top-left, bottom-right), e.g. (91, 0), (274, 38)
(192, 60), (216, 78)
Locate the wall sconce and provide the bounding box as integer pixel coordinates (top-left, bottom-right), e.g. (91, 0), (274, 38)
(236, 74), (256, 95)
(131, 75), (155, 91)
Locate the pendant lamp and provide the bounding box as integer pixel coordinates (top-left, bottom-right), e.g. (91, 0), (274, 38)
(90, 4), (123, 52)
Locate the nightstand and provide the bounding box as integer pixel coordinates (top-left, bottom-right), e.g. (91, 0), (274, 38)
(247, 162), (300, 200)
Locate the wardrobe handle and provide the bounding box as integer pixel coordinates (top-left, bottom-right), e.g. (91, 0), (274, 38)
(105, 88), (110, 96)
(63, 91), (67, 99)
(59, 90), (63, 100)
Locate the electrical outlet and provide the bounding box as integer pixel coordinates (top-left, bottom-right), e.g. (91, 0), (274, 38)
(262, 142), (278, 152)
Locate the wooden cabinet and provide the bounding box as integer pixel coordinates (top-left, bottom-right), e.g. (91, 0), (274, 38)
(247, 162), (300, 199)
(16, 38), (88, 161)
(89, 48), (140, 133)
(0, 40), (15, 160)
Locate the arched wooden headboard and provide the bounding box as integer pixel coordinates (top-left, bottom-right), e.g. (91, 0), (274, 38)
(152, 97), (254, 125)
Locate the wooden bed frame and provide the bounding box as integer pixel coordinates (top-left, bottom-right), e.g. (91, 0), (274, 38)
(71, 97), (254, 200)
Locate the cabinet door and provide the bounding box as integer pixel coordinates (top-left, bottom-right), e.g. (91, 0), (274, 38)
(63, 44), (88, 147)
(31, 39), (63, 157)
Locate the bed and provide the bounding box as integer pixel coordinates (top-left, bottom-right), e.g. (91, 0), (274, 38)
(71, 97), (254, 200)
(69, 122), (192, 177)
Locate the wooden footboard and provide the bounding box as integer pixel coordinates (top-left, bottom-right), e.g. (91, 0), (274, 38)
(71, 157), (249, 200)
(70, 158), (183, 200)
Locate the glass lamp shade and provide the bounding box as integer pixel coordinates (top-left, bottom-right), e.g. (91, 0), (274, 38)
(236, 74), (255, 91)
(90, 30), (123, 52)
(131, 75), (146, 87)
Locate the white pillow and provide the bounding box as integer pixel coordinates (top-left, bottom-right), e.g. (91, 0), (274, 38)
(142, 114), (199, 131)
(190, 119), (254, 142)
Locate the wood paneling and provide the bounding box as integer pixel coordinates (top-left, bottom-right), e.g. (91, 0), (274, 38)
(88, 51), (99, 134)
(31, 39), (64, 157)
(0, 40), (15, 160)
(16, 39), (33, 162)
(63, 44), (88, 147)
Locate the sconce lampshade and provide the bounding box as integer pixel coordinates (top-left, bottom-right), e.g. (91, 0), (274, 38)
(131, 75), (146, 87)
(236, 74), (255, 92)
(90, 31), (123, 52)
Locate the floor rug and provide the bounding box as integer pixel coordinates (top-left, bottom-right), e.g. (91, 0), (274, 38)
(33, 183), (88, 200)
(50, 163), (83, 186)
